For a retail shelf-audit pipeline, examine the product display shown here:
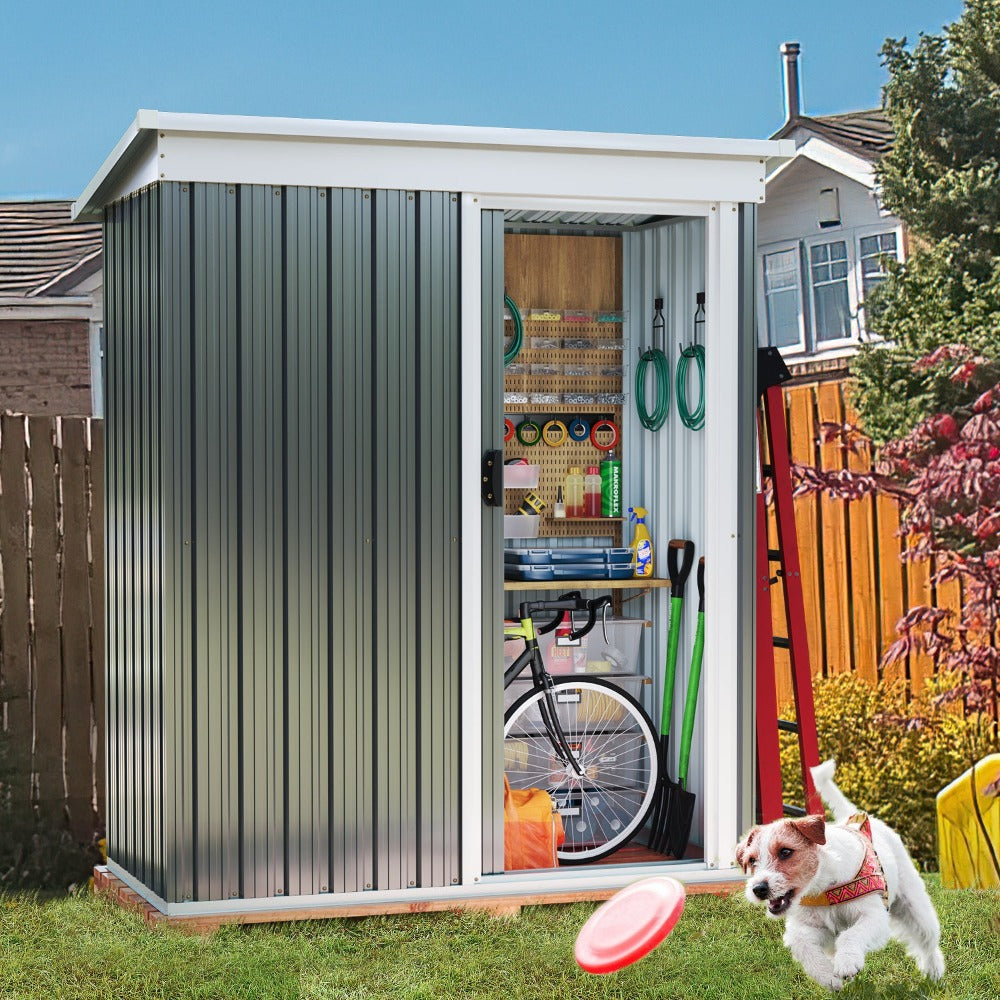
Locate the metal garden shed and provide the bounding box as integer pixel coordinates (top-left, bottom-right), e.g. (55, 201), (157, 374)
(75, 110), (793, 924)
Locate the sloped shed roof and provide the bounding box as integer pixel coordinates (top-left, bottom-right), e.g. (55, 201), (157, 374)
(0, 200), (103, 296)
(74, 110), (795, 219)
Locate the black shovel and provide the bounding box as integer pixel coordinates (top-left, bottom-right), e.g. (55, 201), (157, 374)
(648, 539), (696, 855)
(666, 557), (705, 859)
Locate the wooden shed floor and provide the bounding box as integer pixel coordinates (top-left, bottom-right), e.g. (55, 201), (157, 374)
(93, 863), (742, 934)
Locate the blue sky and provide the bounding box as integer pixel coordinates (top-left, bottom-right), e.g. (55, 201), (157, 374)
(1, 0), (962, 200)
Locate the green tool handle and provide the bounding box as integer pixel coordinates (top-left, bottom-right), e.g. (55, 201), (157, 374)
(660, 595), (685, 735)
(678, 610), (705, 784)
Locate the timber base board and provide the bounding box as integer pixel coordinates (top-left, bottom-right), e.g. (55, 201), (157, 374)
(93, 866), (742, 934)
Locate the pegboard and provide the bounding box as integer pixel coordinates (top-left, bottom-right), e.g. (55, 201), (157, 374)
(505, 319), (625, 543)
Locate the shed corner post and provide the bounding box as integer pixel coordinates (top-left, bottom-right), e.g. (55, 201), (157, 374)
(459, 192), (485, 887)
(736, 202), (759, 839)
(701, 200), (755, 871)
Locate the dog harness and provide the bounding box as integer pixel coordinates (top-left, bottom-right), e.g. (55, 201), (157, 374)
(799, 813), (889, 908)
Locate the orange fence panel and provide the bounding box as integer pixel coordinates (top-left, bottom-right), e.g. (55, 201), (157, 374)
(776, 379), (965, 699)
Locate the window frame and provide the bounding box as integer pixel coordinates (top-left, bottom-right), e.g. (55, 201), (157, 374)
(757, 240), (807, 355)
(804, 232), (858, 350)
(854, 223), (905, 338)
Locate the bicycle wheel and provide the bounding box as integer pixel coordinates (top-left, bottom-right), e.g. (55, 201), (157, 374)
(503, 677), (659, 863)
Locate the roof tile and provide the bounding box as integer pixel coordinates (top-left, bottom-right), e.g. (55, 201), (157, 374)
(0, 201), (103, 296)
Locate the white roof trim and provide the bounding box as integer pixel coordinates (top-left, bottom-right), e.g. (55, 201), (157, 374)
(74, 110), (795, 218)
(766, 137), (875, 191)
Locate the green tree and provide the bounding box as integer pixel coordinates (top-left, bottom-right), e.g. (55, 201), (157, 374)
(850, 0), (1000, 446)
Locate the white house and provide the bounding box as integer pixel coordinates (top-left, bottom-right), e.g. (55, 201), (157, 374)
(758, 43), (906, 374)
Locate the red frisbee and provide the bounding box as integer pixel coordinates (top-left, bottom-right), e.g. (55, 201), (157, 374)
(574, 876), (685, 974)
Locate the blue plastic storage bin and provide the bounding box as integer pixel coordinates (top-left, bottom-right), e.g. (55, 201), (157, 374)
(548, 547), (633, 565)
(503, 564), (556, 582)
(503, 549), (553, 565)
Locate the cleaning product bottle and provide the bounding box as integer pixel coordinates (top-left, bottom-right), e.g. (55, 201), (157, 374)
(565, 467), (585, 517)
(629, 506), (654, 577)
(600, 451), (622, 517)
(584, 466), (602, 516)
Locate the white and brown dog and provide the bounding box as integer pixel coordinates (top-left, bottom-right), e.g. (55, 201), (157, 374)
(735, 760), (944, 991)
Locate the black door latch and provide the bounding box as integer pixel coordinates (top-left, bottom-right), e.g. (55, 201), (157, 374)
(482, 449), (503, 507)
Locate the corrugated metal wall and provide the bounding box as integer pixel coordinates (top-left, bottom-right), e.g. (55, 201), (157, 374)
(480, 210), (505, 875)
(104, 182), (462, 904)
(105, 184), (164, 897)
(622, 218), (708, 847)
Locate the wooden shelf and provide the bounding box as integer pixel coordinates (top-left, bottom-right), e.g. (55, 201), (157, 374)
(555, 516), (626, 522)
(504, 577), (671, 592)
(504, 403), (625, 415)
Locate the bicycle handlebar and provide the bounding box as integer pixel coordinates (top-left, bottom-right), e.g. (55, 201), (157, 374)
(523, 593), (612, 641)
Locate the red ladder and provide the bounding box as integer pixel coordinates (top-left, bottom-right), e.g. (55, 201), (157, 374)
(755, 348), (822, 820)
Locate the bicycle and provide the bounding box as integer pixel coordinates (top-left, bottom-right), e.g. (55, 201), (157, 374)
(502, 593), (660, 864)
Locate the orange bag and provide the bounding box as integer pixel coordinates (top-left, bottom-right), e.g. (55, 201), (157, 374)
(503, 774), (566, 870)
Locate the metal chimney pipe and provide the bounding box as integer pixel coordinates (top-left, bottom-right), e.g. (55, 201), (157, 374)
(781, 42), (802, 124)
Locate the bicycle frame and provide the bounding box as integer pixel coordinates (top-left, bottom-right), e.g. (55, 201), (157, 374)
(504, 611), (585, 777)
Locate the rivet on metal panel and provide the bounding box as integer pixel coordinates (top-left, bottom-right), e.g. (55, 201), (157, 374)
(733, 206), (737, 212)
(452, 877), (459, 884)
(408, 880), (415, 886)
(321, 885), (328, 892)
(160, 153), (165, 158)
(452, 197), (457, 202)
(474, 198), (478, 203)
(275, 190), (281, 197)
(366, 882), (372, 889)
(320, 190), (325, 197)
(276, 888), (284, 895)
(759, 178), (764, 183)
(711, 206), (717, 211)
(364, 193), (370, 199)
(160, 173), (165, 179)
(408, 195), (414, 201)
(231, 891), (238, 897)
(365, 537), (371, 544)
(228, 188), (234, 195)
(182, 186), (188, 192)
(160, 132), (165, 138)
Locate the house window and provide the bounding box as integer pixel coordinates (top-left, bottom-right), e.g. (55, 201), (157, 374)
(762, 248), (803, 349)
(858, 231), (898, 299)
(809, 240), (852, 343)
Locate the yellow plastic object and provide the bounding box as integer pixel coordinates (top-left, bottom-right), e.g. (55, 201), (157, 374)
(629, 505), (654, 577)
(936, 753), (1000, 889)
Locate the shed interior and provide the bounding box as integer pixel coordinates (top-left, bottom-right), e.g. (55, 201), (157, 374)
(490, 212), (708, 876)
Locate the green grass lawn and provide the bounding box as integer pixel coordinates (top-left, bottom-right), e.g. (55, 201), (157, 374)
(0, 877), (997, 1000)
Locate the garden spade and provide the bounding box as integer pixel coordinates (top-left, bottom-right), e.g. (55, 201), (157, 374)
(667, 557), (705, 859)
(649, 539), (695, 855)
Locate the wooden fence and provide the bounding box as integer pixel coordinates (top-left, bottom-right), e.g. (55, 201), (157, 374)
(768, 378), (958, 707)
(0, 413), (104, 842)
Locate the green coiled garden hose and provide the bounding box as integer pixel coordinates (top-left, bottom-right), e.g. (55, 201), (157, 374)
(504, 294), (523, 367)
(676, 344), (706, 431)
(635, 348), (670, 431)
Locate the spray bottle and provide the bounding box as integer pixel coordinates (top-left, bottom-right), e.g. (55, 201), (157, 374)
(629, 506), (654, 578)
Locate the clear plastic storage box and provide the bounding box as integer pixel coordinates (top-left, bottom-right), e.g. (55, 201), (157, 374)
(503, 514), (540, 539)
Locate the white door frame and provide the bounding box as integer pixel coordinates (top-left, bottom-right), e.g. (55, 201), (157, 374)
(459, 194), (747, 892)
